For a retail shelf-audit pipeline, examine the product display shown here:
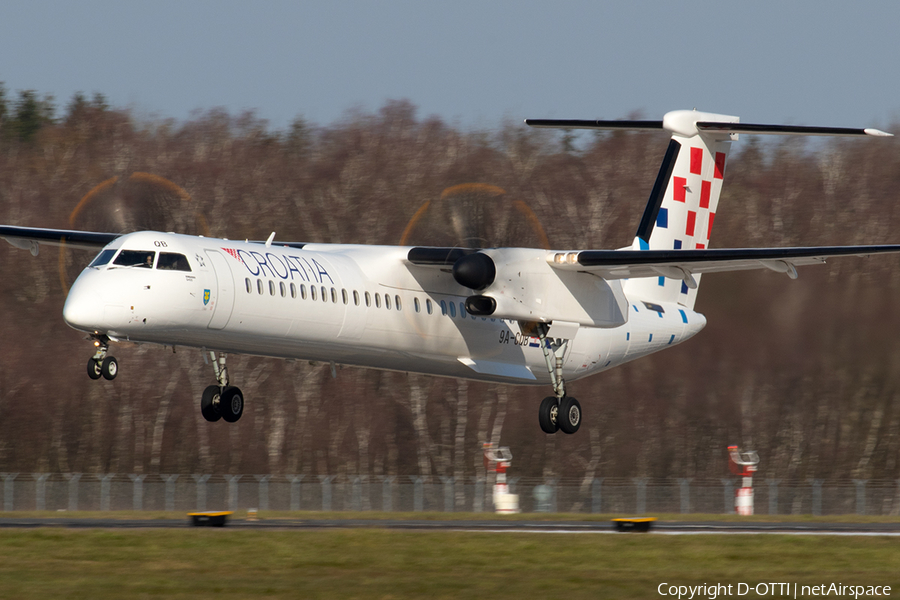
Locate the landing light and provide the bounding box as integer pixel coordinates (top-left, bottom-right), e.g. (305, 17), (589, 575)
(554, 252), (578, 264)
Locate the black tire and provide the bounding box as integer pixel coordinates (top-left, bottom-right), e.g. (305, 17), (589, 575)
(201, 385), (222, 422)
(101, 356), (118, 380)
(87, 357), (102, 380)
(558, 396), (582, 434)
(220, 386), (244, 423)
(539, 396), (559, 434)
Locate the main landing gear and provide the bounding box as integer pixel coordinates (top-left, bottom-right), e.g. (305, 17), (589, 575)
(200, 351), (244, 424)
(535, 324), (581, 435)
(86, 334), (118, 381)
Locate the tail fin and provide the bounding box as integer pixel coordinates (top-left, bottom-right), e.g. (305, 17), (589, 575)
(527, 110), (891, 310)
(625, 110), (737, 309)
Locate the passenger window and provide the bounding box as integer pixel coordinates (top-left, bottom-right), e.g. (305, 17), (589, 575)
(342, 289), (348, 305)
(257, 279), (264, 295)
(269, 281), (276, 296)
(311, 286), (317, 301)
(449, 302), (456, 318)
(245, 278), (252, 294)
(280, 282), (287, 297)
(113, 250), (155, 268)
(157, 252), (191, 271)
(426, 299), (433, 315)
(331, 288), (337, 303)
(353, 290), (360, 306)
(290, 283), (297, 299)
(459, 302), (466, 318)
(89, 249), (116, 268)
(385, 295), (392, 310)
(440, 300), (447, 316)
(301, 284), (307, 300)
(375, 294), (382, 308)
(414, 298), (421, 313)
(395, 295), (401, 311)
(321, 286), (327, 302)
(365, 292), (371, 307)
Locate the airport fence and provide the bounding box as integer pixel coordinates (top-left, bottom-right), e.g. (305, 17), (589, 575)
(1, 474), (899, 516)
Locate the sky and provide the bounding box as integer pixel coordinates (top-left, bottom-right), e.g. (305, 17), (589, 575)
(1, 1), (899, 132)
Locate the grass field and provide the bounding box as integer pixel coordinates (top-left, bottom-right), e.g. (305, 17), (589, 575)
(1, 520), (899, 599)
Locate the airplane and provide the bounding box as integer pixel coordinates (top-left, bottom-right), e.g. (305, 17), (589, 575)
(1, 109), (898, 435)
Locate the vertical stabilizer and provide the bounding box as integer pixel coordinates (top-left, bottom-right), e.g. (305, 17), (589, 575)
(524, 111), (891, 311)
(624, 110), (737, 309)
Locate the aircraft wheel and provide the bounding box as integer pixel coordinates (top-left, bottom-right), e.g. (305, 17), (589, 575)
(201, 385), (222, 422)
(558, 396), (582, 434)
(220, 386), (244, 423)
(87, 357), (102, 380)
(100, 356), (118, 380)
(539, 396), (559, 434)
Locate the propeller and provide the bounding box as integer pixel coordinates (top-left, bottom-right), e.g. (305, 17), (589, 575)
(59, 172), (209, 291)
(400, 183), (549, 249)
(400, 183), (550, 318)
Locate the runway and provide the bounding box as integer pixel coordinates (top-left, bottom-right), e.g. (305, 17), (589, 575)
(1, 516), (899, 535)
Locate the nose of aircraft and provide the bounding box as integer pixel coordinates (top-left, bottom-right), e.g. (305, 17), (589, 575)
(63, 271), (106, 333)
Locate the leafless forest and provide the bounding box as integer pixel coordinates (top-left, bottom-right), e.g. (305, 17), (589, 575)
(1, 89), (900, 486)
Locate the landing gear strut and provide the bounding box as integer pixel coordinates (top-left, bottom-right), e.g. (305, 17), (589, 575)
(86, 334), (118, 381)
(535, 324), (580, 434)
(200, 350), (244, 423)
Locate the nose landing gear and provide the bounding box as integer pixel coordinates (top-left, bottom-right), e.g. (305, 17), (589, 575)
(86, 334), (118, 381)
(200, 351), (244, 423)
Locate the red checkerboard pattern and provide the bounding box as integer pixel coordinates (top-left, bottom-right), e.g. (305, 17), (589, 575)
(679, 147), (723, 245)
(222, 248), (243, 262)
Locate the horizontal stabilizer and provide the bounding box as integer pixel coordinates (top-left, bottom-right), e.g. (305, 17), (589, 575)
(526, 114), (892, 138)
(696, 122), (892, 137)
(525, 119), (663, 131)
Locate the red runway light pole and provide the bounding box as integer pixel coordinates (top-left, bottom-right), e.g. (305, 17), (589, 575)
(728, 445), (759, 515)
(483, 443), (520, 514)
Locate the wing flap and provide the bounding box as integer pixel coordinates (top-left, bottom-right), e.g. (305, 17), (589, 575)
(458, 357), (536, 381)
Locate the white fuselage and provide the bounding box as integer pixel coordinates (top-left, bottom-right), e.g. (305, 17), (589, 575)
(62, 232), (707, 385)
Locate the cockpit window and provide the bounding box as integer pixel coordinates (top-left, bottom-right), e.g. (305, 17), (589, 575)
(88, 249), (117, 268)
(113, 250), (156, 268)
(157, 252), (191, 272)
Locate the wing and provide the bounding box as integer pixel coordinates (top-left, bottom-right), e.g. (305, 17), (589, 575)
(0, 225), (121, 254)
(0, 224), (313, 257)
(547, 245), (900, 285)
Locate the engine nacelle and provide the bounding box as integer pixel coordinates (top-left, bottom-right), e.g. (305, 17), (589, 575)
(465, 294), (496, 316)
(452, 252), (496, 290)
(457, 248), (629, 327)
